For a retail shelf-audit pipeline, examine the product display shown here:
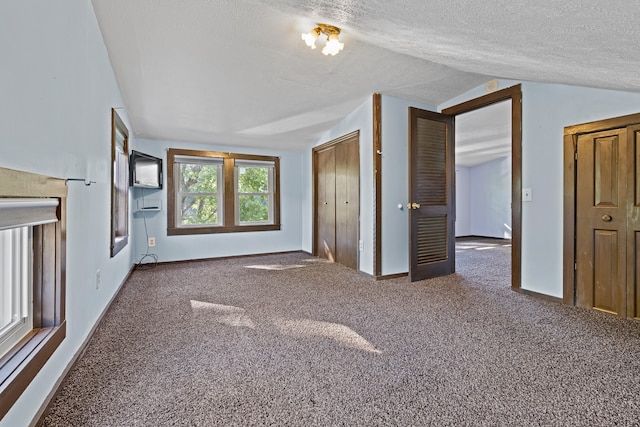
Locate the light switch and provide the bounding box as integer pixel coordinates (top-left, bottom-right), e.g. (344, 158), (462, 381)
(522, 188), (532, 202)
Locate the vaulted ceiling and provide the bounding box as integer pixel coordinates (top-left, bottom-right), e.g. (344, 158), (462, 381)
(92, 0), (640, 152)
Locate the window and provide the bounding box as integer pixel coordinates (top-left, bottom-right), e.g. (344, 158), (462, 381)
(175, 156), (223, 227)
(0, 169), (66, 421)
(235, 160), (275, 225)
(0, 227), (32, 360)
(111, 108), (129, 257)
(168, 149), (280, 235)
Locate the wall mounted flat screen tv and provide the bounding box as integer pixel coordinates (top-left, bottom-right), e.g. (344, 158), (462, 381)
(130, 150), (163, 189)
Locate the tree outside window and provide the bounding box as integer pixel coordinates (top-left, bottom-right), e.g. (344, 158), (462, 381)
(177, 160), (222, 226)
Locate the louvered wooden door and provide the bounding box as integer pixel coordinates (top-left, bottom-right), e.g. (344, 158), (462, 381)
(408, 108), (455, 281)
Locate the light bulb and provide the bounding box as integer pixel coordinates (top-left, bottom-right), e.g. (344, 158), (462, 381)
(322, 34), (344, 56)
(301, 28), (320, 49)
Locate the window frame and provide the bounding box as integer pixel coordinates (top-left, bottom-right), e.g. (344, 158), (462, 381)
(167, 149), (280, 235)
(175, 156), (224, 227)
(0, 167), (67, 421)
(110, 108), (129, 257)
(234, 160), (275, 226)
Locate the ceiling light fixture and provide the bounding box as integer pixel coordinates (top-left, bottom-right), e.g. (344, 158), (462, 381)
(301, 24), (344, 56)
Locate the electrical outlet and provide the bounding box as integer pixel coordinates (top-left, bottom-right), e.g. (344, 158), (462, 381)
(96, 269), (101, 290)
(522, 188), (533, 202)
(359, 240), (364, 251)
(148, 237), (156, 247)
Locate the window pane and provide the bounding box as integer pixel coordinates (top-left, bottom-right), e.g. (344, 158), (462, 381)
(0, 226), (31, 359)
(0, 229), (13, 331)
(115, 150), (128, 236)
(115, 127), (125, 150)
(180, 196), (219, 225)
(179, 164), (218, 193)
(237, 167), (269, 193)
(239, 195), (269, 223)
(0, 228), (25, 332)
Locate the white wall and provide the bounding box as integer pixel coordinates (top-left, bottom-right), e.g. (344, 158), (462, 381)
(455, 167), (471, 236)
(441, 80), (640, 298)
(469, 156), (512, 239)
(132, 139), (303, 262)
(380, 95), (436, 275)
(0, 1), (135, 425)
(456, 157), (512, 239)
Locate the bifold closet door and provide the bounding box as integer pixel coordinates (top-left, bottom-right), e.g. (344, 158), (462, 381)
(316, 147), (336, 261)
(574, 124), (640, 319)
(576, 128), (627, 316)
(335, 138), (359, 270)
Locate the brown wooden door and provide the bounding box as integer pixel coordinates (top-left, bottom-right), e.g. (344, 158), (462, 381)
(576, 128), (628, 316)
(314, 133), (360, 269)
(335, 138), (359, 269)
(408, 108), (455, 281)
(316, 147), (336, 261)
(626, 124), (640, 320)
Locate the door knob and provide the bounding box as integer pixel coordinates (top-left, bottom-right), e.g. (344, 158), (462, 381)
(406, 202), (421, 210)
(601, 214), (612, 222)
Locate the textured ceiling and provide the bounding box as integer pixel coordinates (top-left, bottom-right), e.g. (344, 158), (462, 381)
(91, 0), (640, 152)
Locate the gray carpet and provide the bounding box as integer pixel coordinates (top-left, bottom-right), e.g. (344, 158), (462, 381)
(42, 240), (640, 426)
